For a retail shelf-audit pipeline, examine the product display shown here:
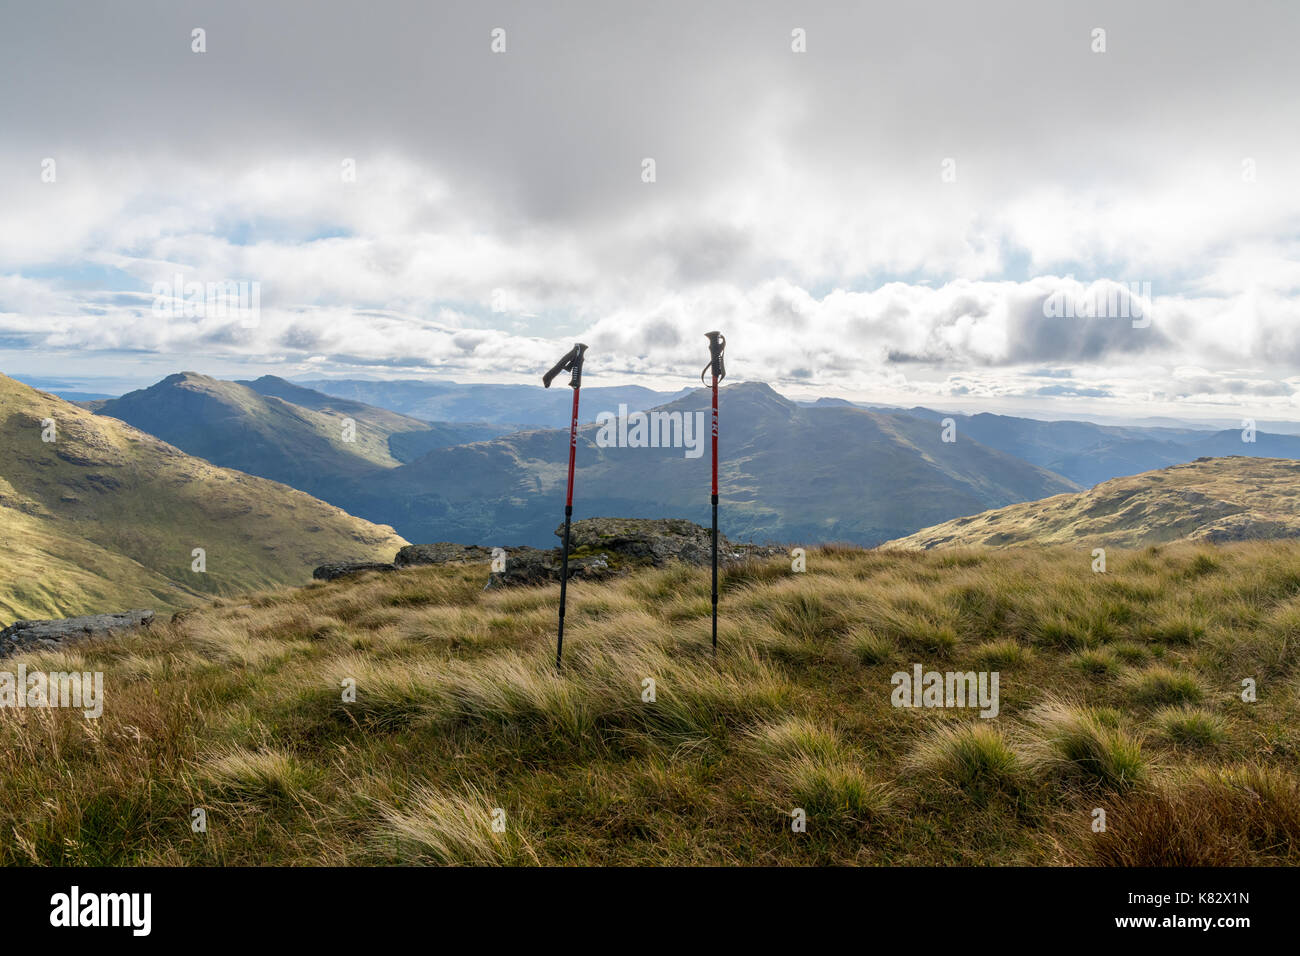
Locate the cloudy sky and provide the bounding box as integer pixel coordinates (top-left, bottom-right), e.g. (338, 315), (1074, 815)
(1, 0), (1298, 420)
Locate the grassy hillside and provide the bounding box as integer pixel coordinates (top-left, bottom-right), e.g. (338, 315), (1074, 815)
(342, 382), (1079, 547)
(0, 373), (407, 621)
(3, 537), (1297, 865)
(884, 457), (1300, 550)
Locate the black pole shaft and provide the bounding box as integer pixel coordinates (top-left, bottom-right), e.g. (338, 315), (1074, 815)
(556, 504), (572, 669)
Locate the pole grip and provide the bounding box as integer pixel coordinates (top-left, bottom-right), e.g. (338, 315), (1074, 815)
(705, 331), (726, 381)
(543, 343), (588, 389)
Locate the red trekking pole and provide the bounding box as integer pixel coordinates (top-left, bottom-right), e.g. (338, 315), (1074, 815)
(703, 332), (726, 653)
(543, 342), (588, 669)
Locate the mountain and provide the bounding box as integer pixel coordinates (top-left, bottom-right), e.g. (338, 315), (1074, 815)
(0, 373), (406, 621)
(298, 377), (693, 429)
(882, 456), (1300, 550)
(857, 406), (1300, 488)
(336, 382), (1079, 547)
(92, 374), (514, 503)
(237, 375), (512, 460)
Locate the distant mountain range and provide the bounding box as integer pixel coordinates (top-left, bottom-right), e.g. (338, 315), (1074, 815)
(73, 371), (1300, 550)
(296, 379), (1300, 489)
(10, 361), (1300, 623)
(0, 373), (405, 621)
(323, 382), (1079, 546)
(863, 407), (1300, 486)
(297, 377), (693, 430)
(884, 456), (1300, 550)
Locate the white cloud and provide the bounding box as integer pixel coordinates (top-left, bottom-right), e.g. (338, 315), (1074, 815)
(0, 1), (1297, 419)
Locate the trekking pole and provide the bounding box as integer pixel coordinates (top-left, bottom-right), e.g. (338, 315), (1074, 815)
(543, 342), (588, 669)
(702, 332), (726, 653)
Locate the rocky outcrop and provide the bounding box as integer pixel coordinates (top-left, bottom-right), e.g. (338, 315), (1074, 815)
(312, 562), (396, 581)
(0, 609), (154, 658)
(1190, 515), (1300, 544)
(485, 549), (613, 589)
(561, 517), (782, 567)
(394, 543), (498, 567)
(318, 519), (782, 590)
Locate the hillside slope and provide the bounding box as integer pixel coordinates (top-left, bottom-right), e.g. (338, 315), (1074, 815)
(2, 536), (1296, 865)
(0, 373), (407, 621)
(341, 382), (1079, 546)
(883, 456), (1300, 550)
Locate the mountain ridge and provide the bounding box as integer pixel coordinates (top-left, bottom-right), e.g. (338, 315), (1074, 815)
(882, 456), (1300, 550)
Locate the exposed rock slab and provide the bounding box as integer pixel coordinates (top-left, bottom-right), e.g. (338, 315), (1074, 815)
(560, 517), (781, 567)
(394, 543), (499, 567)
(486, 549), (613, 589)
(312, 562), (396, 581)
(0, 609), (154, 658)
(350, 519), (782, 590)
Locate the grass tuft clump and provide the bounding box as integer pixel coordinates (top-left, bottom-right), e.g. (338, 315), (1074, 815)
(373, 784), (538, 865)
(1153, 706), (1229, 749)
(1123, 666), (1204, 706)
(907, 722), (1025, 795)
(1027, 697), (1146, 790)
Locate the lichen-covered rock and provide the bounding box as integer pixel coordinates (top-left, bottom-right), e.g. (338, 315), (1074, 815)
(390, 518), (779, 590)
(393, 543), (499, 567)
(558, 517), (778, 567)
(485, 549), (614, 589)
(0, 609), (154, 658)
(313, 562), (396, 581)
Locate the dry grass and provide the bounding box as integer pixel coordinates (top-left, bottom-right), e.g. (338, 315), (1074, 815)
(1, 538), (1297, 865)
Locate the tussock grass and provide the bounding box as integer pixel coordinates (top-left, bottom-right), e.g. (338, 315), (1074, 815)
(1122, 666), (1204, 706)
(778, 757), (893, 821)
(1026, 698), (1146, 790)
(199, 746), (318, 803)
(745, 716), (843, 764)
(1, 537), (1298, 864)
(1070, 647), (1121, 678)
(373, 783), (538, 865)
(1074, 765), (1300, 865)
(906, 722), (1025, 795)
(1153, 706), (1229, 750)
(846, 629), (897, 665)
(970, 639), (1031, 667)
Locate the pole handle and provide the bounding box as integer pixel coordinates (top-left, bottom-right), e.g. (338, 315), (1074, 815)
(543, 343), (588, 389)
(702, 331), (726, 384)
